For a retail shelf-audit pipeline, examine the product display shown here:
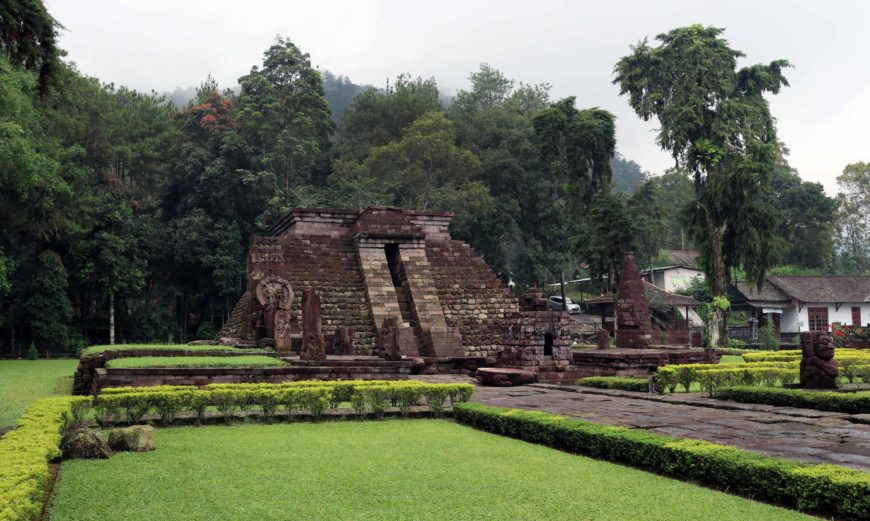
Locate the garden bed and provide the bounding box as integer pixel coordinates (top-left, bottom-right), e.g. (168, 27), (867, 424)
(715, 386), (870, 414)
(104, 355), (285, 369)
(47, 421), (814, 521)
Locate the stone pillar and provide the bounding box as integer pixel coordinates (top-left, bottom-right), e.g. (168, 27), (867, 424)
(301, 291), (326, 361)
(332, 326), (355, 356)
(615, 252), (654, 349)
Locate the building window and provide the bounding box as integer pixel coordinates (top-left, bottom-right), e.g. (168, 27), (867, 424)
(807, 307), (829, 332)
(854, 307), (862, 326)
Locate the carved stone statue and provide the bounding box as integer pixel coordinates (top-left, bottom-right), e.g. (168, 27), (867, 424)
(799, 331), (838, 389)
(300, 290), (325, 361)
(596, 329), (609, 350)
(255, 276), (294, 352)
(378, 317), (402, 361)
(332, 326), (355, 356)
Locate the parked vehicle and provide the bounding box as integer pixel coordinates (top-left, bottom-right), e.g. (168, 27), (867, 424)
(548, 296), (581, 314)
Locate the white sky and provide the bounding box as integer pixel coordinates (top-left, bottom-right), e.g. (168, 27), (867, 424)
(45, 0), (870, 195)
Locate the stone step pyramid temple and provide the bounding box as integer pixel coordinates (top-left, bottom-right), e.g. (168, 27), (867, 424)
(221, 207), (519, 359)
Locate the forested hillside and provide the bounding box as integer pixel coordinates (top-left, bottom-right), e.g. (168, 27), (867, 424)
(1, 1), (863, 354)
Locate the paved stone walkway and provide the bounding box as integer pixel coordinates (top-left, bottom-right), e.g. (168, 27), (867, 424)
(470, 384), (870, 471)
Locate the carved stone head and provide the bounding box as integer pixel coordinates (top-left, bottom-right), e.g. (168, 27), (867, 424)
(814, 332), (835, 360)
(255, 275), (293, 310)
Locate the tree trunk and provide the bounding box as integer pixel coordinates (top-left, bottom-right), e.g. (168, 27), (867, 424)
(109, 290), (115, 345)
(705, 212), (728, 348)
(609, 255), (618, 332)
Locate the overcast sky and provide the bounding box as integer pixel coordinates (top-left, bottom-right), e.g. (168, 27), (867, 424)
(45, 0), (870, 195)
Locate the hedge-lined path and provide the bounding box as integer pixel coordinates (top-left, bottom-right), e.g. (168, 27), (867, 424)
(470, 383), (870, 471)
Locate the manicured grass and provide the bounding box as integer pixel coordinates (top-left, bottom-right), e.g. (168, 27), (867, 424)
(50, 421), (812, 521)
(0, 359), (78, 427)
(105, 355), (285, 369)
(82, 343), (242, 356)
(720, 354), (746, 364)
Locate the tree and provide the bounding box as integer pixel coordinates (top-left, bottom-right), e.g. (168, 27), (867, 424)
(362, 111), (481, 209)
(533, 97), (615, 211)
(26, 250), (72, 355)
(0, 0), (61, 94)
(237, 37), (333, 202)
(337, 74), (442, 160)
(583, 192), (637, 294)
(614, 25), (788, 347)
(836, 161), (870, 273)
(763, 165), (836, 270)
(70, 192), (146, 344)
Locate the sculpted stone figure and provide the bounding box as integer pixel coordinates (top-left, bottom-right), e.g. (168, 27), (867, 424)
(300, 290), (325, 361)
(378, 317), (402, 361)
(799, 331), (838, 389)
(255, 276), (294, 352)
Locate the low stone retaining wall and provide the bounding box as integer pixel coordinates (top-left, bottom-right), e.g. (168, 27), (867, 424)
(92, 360), (413, 393)
(570, 348), (718, 378)
(73, 349), (271, 394)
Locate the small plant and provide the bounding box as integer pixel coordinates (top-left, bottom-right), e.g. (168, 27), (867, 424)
(760, 316), (779, 351)
(26, 342), (38, 360)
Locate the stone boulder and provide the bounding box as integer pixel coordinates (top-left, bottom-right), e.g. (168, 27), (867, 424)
(188, 339), (220, 346)
(61, 428), (111, 459)
(108, 425), (156, 452)
(476, 367), (537, 386)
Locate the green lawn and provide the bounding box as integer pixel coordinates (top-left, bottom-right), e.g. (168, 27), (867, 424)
(50, 420), (812, 521)
(82, 343), (242, 356)
(105, 355), (285, 368)
(0, 359), (78, 427)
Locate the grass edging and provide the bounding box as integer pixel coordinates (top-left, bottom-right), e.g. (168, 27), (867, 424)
(0, 396), (91, 521)
(576, 377), (648, 392)
(82, 344), (242, 356)
(105, 356), (285, 369)
(453, 402), (870, 520)
(715, 386), (870, 415)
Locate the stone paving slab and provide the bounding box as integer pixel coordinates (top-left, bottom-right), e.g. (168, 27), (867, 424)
(470, 384), (870, 472)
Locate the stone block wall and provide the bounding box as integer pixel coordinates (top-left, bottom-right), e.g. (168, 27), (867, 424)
(497, 311), (573, 367)
(426, 240), (518, 357)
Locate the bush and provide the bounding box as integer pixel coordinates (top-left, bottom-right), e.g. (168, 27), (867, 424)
(453, 403), (870, 519)
(760, 316), (779, 350)
(0, 396), (92, 521)
(715, 386), (870, 415)
(576, 377), (648, 392)
(105, 355), (286, 369)
(25, 342), (38, 360)
(92, 381), (474, 426)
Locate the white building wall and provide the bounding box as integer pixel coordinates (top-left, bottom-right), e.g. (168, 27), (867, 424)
(661, 267), (704, 293)
(784, 303), (870, 332)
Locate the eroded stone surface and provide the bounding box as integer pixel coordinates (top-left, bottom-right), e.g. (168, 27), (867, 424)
(471, 385), (870, 470)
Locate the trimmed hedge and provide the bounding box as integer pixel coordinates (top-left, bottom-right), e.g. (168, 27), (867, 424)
(94, 381), (474, 425)
(104, 355), (286, 369)
(656, 362), (798, 393)
(0, 396), (92, 521)
(576, 377), (648, 392)
(453, 402), (870, 519)
(82, 344), (242, 356)
(715, 386), (870, 415)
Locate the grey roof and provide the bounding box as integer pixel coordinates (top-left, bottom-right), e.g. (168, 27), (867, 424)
(735, 280), (790, 304)
(767, 276), (870, 304)
(663, 249), (698, 267)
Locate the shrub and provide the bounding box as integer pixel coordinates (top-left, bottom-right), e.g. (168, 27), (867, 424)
(26, 342), (38, 360)
(760, 316), (779, 350)
(715, 386), (870, 415)
(453, 403), (870, 519)
(0, 396), (92, 521)
(576, 377), (648, 392)
(92, 381), (474, 426)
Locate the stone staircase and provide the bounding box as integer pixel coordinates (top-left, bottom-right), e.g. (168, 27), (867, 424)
(425, 240), (518, 357)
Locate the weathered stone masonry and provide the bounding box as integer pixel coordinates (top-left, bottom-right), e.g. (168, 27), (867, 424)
(221, 207), (518, 357)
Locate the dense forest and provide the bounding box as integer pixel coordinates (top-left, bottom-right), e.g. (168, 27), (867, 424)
(1, 2), (867, 355)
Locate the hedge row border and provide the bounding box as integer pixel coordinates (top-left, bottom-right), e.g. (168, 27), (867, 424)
(715, 386), (870, 415)
(453, 402), (870, 519)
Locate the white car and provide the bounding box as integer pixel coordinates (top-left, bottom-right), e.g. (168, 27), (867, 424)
(548, 296), (581, 314)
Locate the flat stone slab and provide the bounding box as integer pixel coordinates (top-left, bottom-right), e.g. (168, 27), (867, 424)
(476, 368), (537, 386)
(472, 385), (870, 471)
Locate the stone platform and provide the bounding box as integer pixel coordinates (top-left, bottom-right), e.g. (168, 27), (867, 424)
(472, 384), (870, 471)
(73, 349), (272, 394)
(90, 356), (414, 394)
(570, 347), (718, 378)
